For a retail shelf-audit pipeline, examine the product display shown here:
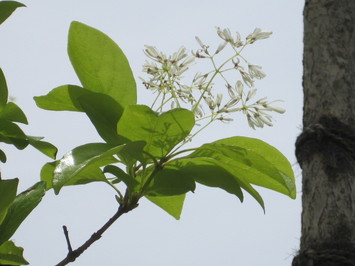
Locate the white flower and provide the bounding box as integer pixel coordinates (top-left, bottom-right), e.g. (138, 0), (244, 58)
(216, 27), (234, 43)
(246, 28), (272, 44)
(248, 64), (266, 79)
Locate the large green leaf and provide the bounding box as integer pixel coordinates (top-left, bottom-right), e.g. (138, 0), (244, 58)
(0, 68), (8, 108)
(68, 21), (137, 108)
(0, 102), (28, 124)
(0, 182), (46, 245)
(34, 85), (88, 112)
(44, 143), (124, 194)
(0, 1), (25, 25)
(189, 137), (296, 198)
(77, 92), (124, 144)
(146, 194), (185, 220)
(0, 241), (28, 265)
(117, 105), (195, 158)
(0, 179), (18, 224)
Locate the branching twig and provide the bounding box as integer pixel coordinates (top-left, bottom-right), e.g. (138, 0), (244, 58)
(55, 203), (136, 266)
(62, 226), (73, 253)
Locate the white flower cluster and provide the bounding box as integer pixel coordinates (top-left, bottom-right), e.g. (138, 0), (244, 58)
(141, 27), (284, 130)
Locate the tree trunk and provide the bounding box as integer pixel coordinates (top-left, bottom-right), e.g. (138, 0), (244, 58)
(293, 1), (355, 266)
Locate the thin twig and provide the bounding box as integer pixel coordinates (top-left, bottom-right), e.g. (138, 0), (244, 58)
(62, 226), (73, 253)
(55, 203), (135, 266)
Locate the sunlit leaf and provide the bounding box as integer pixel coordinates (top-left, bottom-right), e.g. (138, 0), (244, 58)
(27, 136), (57, 159)
(68, 21), (136, 108)
(0, 68), (8, 108)
(0, 241), (28, 265)
(0, 102), (28, 124)
(0, 182), (45, 245)
(34, 85), (88, 112)
(0, 1), (25, 25)
(146, 194), (185, 220)
(0, 179), (18, 224)
(117, 105), (194, 158)
(50, 143), (124, 194)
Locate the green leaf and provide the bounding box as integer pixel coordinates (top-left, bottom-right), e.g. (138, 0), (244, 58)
(117, 105), (195, 158)
(77, 92), (124, 144)
(27, 136), (57, 159)
(192, 137), (296, 198)
(0, 119), (28, 149)
(146, 194), (185, 220)
(0, 1), (25, 25)
(0, 241), (29, 265)
(0, 68), (8, 108)
(0, 102), (28, 124)
(169, 158), (246, 201)
(116, 140), (146, 168)
(0, 149), (6, 163)
(68, 21), (137, 108)
(34, 85), (88, 112)
(145, 167), (195, 196)
(0, 179), (18, 224)
(49, 143), (124, 194)
(103, 165), (139, 191)
(0, 182), (46, 245)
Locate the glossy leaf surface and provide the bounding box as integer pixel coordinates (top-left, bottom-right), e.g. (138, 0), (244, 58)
(0, 241), (28, 265)
(0, 182), (45, 245)
(44, 143), (123, 194)
(117, 105), (194, 158)
(68, 21), (136, 108)
(0, 1), (25, 25)
(146, 194), (185, 220)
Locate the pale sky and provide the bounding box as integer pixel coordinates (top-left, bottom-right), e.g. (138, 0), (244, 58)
(1, 0), (304, 265)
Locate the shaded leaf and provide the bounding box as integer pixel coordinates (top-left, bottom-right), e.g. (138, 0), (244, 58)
(190, 137), (296, 198)
(0, 182), (45, 245)
(103, 165), (139, 191)
(0, 68), (8, 108)
(27, 136), (57, 159)
(68, 21), (136, 108)
(117, 105), (194, 158)
(0, 119), (28, 149)
(34, 85), (88, 112)
(0, 179), (18, 224)
(145, 167), (195, 196)
(77, 92), (124, 144)
(0, 149), (6, 163)
(0, 1), (25, 25)
(0, 241), (28, 265)
(50, 143), (123, 194)
(116, 140), (146, 168)
(146, 194), (185, 220)
(0, 102), (28, 124)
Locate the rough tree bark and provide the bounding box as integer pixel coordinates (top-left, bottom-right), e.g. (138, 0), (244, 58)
(292, 0), (355, 265)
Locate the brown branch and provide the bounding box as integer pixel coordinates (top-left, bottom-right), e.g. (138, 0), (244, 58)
(55, 203), (136, 266)
(62, 226), (73, 253)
